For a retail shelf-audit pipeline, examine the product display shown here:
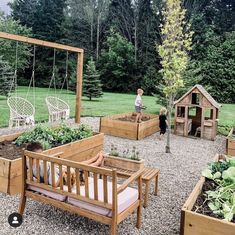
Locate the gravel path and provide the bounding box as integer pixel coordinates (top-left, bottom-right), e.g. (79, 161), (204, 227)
(0, 117), (226, 235)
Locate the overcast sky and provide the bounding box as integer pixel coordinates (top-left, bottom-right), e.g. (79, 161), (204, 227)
(0, 0), (12, 15)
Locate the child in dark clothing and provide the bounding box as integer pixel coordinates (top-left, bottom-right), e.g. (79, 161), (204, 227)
(159, 107), (169, 140)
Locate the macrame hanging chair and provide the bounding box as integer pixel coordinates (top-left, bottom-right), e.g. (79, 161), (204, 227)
(7, 43), (36, 128)
(45, 49), (70, 123)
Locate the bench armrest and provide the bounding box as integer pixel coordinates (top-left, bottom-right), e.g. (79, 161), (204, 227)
(117, 168), (144, 194)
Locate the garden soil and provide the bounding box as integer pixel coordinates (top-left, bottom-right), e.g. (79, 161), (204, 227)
(0, 141), (25, 160)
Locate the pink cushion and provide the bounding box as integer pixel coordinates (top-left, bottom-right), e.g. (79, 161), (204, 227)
(67, 178), (138, 217)
(27, 185), (66, 202)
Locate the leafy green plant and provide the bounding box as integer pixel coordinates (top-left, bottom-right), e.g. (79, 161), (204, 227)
(201, 156), (235, 222)
(14, 124), (93, 149)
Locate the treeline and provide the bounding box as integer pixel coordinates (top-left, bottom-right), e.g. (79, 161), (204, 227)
(1, 0), (235, 102)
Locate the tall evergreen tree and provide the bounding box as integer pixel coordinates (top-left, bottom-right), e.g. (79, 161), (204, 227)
(10, 0), (39, 29)
(99, 30), (136, 92)
(83, 58), (103, 100)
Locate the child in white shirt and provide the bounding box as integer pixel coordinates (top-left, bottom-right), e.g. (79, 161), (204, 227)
(134, 88), (144, 123)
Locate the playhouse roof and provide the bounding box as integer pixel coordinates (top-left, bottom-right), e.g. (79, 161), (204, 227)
(174, 84), (221, 109)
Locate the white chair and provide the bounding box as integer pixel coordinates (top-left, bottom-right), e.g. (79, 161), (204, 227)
(45, 96), (70, 122)
(7, 96), (35, 128)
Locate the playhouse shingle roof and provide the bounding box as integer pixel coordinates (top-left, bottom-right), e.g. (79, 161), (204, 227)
(174, 84), (221, 109)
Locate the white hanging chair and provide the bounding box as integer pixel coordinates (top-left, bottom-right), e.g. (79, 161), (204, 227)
(45, 50), (70, 123)
(7, 96), (35, 128)
(7, 43), (36, 129)
(45, 96), (70, 122)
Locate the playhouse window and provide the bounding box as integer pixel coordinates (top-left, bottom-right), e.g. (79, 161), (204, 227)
(191, 93), (200, 105)
(177, 106), (185, 117)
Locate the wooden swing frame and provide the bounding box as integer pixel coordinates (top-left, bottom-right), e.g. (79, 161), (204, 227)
(0, 32), (84, 123)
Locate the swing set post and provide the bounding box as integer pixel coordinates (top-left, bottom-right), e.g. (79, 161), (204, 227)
(0, 31), (84, 124)
(75, 51), (84, 123)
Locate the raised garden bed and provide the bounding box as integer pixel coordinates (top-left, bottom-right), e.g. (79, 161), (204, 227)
(100, 112), (159, 140)
(0, 125), (104, 195)
(104, 155), (144, 172)
(180, 154), (235, 235)
(227, 127), (235, 156)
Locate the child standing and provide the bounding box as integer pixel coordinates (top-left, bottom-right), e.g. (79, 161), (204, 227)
(135, 88), (144, 123)
(159, 107), (169, 140)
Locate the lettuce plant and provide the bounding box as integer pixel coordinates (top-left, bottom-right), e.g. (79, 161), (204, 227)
(201, 156), (235, 222)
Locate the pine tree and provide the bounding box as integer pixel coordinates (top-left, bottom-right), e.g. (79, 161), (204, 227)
(83, 58), (103, 101)
(0, 57), (14, 97)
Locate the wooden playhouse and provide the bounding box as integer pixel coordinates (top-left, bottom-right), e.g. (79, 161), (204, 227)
(174, 85), (221, 140)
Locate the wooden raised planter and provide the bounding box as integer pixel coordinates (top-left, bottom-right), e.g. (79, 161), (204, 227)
(0, 131), (104, 195)
(226, 127), (235, 156)
(104, 155), (144, 172)
(180, 154), (235, 235)
(100, 113), (159, 140)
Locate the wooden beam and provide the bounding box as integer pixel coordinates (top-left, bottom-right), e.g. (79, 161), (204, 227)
(0, 32), (83, 53)
(174, 105), (178, 134)
(75, 52), (84, 123)
(200, 107), (205, 138)
(184, 106), (189, 136)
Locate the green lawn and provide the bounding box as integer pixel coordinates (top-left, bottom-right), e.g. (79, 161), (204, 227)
(0, 86), (234, 134)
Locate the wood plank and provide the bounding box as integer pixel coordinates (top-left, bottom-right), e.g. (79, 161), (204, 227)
(8, 175), (22, 195)
(59, 165), (63, 190)
(44, 160), (48, 185)
(103, 175), (108, 203)
(0, 32), (83, 53)
(75, 168), (80, 195)
(182, 177), (205, 211)
(94, 173), (98, 200)
(0, 158), (10, 192)
(51, 162), (55, 187)
(184, 210), (235, 235)
(84, 171), (89, 198)
(28, 158), (33, 181)
(75, 52), (83, 123)
(67, 166), (71, 192)
(25, 191), (112, 225)
(36, 159), (40, 183)
(43, 133), (104, 159)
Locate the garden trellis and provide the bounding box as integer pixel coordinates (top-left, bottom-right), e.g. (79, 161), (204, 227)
(0, 31), (84, 124)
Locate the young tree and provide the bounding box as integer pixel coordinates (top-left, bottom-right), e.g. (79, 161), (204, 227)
(158, 0), (193, 153)
(83, 58), (103, 101)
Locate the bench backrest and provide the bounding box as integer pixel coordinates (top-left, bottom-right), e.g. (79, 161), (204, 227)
(23, 150), (117, 213)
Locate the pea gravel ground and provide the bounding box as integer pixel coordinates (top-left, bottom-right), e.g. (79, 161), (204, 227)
(0, 117), (226, 235)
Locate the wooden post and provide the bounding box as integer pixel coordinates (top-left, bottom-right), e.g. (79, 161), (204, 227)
(201, 107), (205, 138)
(212, 107), (217, 139)
(174, 105), (178, 134)
(184, 106), (188, 136)
(111, 170), (117, 235)
(75, 52), (84, 123)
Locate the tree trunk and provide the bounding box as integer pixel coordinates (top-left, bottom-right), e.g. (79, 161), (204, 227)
(96, 14), (100, 60)
(134, 23), (137, 63)
(165, 110), (171, 153)
(91, 21), (93, 53)
(165, 95), (173, 153)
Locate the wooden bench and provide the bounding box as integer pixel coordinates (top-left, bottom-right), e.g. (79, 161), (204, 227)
(103, 165), (160, 208)
(19, 150), (144, 235)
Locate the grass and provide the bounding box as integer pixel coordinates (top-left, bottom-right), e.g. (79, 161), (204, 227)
(0, 86), (234, 135)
